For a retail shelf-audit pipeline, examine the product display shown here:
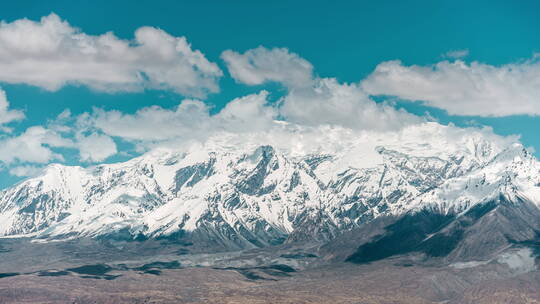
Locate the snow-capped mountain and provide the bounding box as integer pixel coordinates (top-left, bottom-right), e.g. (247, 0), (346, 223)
(0, 122), (539, 252)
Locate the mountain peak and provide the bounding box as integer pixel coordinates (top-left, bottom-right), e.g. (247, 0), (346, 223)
(0, 125), (537, 252)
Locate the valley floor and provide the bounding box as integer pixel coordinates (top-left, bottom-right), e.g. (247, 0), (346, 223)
(0, 238), (538, 304)
(0, 261), (539, 304)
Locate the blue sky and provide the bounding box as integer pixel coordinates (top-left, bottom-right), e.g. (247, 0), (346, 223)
(0, 0), (539, 188)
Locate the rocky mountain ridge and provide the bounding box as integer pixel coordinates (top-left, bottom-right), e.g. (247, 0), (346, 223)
(0, 123), (539, 255)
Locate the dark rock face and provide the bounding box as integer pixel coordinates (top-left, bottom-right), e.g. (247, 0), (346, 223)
(173, 157), (216, 193)
(346, 196), (540, 264)
(346, 211), (456, 263)
(236, 146), (279, 196)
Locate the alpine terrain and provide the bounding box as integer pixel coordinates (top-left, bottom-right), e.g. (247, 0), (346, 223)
(0, 122), (539, 303)
(1, 122), (539, 255)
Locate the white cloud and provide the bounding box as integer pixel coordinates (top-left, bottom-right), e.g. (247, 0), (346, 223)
(220, 46), (420, 131)
(0, 91), (75, 172)
(281, 78), (422, 131)
(77, 76), (422, 153)
(78, 99), (214, 142)
(77, 133), (117, 162)
(361, 58), (540, 116)
(0, 43), (532, 182)
(142, 121), (519, 174)
(8, 165), (44, 177)
(215, 91), (277, 132)
(443, 49), (469, 59)
(0, 14), (222, 97)
(0, 126), (72, 164)
(0, 88), (24, 131)
(0, 100), (115, 169)
(221, 46), (313, 87)
(76, 91), (277, 151)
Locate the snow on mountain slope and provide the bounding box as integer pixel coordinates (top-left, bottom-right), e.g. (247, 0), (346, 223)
(0, 122), (538, 249)
(409, 143), (540, 213)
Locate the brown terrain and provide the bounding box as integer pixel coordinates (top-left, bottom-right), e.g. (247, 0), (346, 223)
(0, 261), (539, 304)
(0, 238), (538, 304)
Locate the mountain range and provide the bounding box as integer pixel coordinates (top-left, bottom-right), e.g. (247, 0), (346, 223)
(0, 122), (539, 263)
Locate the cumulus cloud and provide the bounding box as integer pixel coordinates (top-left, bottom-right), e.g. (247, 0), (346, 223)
(214, 91), (277, 131)
(8, 165), (44, 177)
(0, 103), (115, 171)
(280, 78), (422, 131)
(0, 91), (74, 173)
(0, 41), (530, 181)
(220, 46), (420, 131)
(77, 133), (117, 162)
(76, 77), (422, 153)
(78, 100), (214, 143)
(0, 89), (24, 131)
(0, 126), (72, 164)
(361, 58), (540, 116)
(221, 46), (314, 87)
(0, 14), (222, 97)
(76, 91), (277, 150)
